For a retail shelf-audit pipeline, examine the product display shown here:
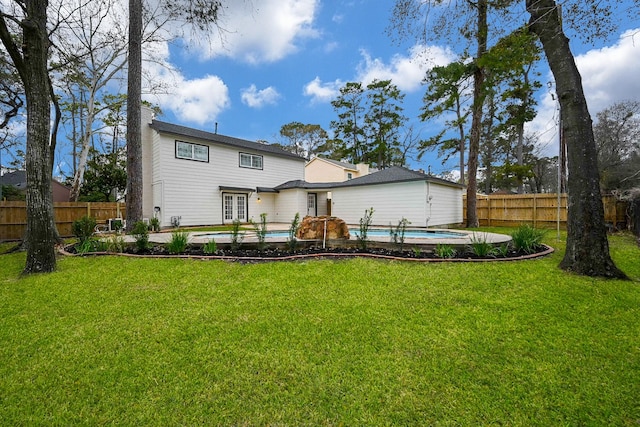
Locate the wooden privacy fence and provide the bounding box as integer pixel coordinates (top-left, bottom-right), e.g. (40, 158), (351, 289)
(464, 193), (628, 229)
(0, 201), (125, 241)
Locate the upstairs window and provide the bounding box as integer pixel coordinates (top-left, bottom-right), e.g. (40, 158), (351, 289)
(347, 172), (353, 180)
(239, 152), (263, 170)
(176, 141), (209, 162)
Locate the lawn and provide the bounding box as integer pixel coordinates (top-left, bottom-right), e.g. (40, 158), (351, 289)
(1, 230), (639, 425)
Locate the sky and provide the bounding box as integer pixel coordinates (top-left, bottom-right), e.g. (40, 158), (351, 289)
(3, 0), (638, 179)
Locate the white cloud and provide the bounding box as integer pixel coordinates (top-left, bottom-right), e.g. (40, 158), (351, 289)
(303, 76), (343, 103)
(529, 28), (640, 156)
(355, 44), (456, 92)
(241, 84), (281, 108)
(185, 0), (320, 64)
(154, 75), (231, 126)
(302, 43), (455, 103)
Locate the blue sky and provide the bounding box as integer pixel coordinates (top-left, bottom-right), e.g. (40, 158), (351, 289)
(38, 0), (640, 178)
(143, 0), (639, 177)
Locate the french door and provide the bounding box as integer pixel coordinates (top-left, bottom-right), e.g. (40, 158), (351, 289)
(223, 193), (247, 223)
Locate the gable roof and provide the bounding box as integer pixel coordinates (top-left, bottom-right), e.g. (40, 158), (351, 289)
(308, 157), (358, 170)
(276, 166), (465, 191)
(330, 166), (465, 189)
(150, 120), (306, 161)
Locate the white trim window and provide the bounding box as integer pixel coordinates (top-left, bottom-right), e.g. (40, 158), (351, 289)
(239, 152), (263, 170)
(176, 141), (209, 162)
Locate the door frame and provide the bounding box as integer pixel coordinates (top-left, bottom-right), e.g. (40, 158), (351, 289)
(307, 192), (318, 217)
(222, 192), (249, 223)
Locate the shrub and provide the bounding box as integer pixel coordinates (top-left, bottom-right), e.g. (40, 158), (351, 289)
(495, 243), (511, 257)
(166, 230), (190, 254)
(131, 220), (150, 251)
(149, 217), (160, 232)
(412, 247), (422, 257)
(203, 239), (217, 254)
(468, 233), (495, 257)
(435, 243), (456, 259)
(230, 219), (244, 251)
(390, 218), (411, 251)
(72, 216), (96, 244)
(252, 213), (268, 251)
(511, 224), (546, 254)
(287, 213), (301, 252)
(107, 235), (127, 253)
(355, 207), (375, 250)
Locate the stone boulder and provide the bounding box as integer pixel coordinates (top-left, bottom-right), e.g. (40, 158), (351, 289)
(297, 216), (350, 240)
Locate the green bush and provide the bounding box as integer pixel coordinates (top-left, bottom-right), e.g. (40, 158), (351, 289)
(166, 230), (190, 254)
(131, 220), (150, 251)
(511, 224), (546, 254)
(355, 207), (375, 250)
(230, 219), (244, 251)
(72, 216), (97, 244)
(468, 233), (495, 257)
(252, 213), (268, 251)
(203, 239), (217, 254)
(149, 217), (160, 232)
(435, 243), (456, 259)
(390, 218), (411, 251)
(106, 235), (127, 253)
(287, 213), (301, 252)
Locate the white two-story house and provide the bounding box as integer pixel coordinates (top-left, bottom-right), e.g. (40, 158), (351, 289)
(141, 107), (465, 228)
(141, 107), (307, 227)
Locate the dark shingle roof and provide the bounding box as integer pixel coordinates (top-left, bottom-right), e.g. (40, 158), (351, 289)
(0, 170), (27, 188)
(150, 120), (306, 161)
(275, 166), (465, 190)
(329, 166), (464, 188)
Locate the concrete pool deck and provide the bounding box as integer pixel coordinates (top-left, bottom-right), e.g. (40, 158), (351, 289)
(129, 224), (512, 247)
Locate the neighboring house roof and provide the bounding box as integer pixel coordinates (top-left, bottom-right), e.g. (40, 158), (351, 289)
(276, 166), (465, 190)
(0, 170), (27, 189)
(309, 157), (358, 170)
(150, 120), (306, 161)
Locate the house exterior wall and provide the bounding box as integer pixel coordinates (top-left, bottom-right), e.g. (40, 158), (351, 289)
(272, 188), (307, 224)
(330, 180), (463, 227)
(142, 121), (305, 227)
(426, 182), (464, 226)
(305, 159), (352, 183)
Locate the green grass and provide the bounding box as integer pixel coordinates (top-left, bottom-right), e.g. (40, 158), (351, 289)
(1, 230), (639, 425)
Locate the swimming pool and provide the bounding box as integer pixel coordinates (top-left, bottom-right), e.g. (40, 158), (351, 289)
(195, 228), (467, 241)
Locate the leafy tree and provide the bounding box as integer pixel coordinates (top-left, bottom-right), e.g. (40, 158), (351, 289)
(593, 100), (640, 191)
(79, 148), (127, 202)
(278, 122), (329, 158)
(526, 0), (626, 278)
(419, 61), (473, 184)
(364, 79), (407, 169)
(330, 82), (367, 164)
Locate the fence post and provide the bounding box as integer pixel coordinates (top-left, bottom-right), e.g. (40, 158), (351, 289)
(533, 193), (537, 228)
(487, 196), (491, 226)
(86, 202), (91, 218)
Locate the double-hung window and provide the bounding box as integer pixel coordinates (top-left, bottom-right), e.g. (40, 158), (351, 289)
(176, 141), (209, 162)
(239, 152), (263, 170)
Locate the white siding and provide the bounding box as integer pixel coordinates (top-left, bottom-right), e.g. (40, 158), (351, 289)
(273, 189), (307, 224)
(426, 183), (464, 226)
(331, 181), (427, 226)
(151, 131), (304, 227)
(331, 180), (463, 227)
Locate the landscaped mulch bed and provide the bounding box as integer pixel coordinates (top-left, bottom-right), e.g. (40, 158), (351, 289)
(61, 244), (554, 263)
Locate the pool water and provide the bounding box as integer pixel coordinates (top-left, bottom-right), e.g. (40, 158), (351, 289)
(196, 228), (465, 240)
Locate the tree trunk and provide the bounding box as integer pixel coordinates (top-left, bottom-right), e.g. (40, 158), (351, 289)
(466, 0), (488, 228)
(22, 0), (57, 273)
(526, 0), (627, 278)
(126, 0), (143, 231)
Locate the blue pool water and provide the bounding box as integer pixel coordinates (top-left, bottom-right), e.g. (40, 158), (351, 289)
(196, 228), (465, 240)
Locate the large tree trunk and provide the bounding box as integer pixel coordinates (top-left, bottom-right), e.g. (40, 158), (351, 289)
(22, 0), (57, 273)
(526, 0), (626, 278)
(466, 0), (488, 228)
(126, 0), (143, 231)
